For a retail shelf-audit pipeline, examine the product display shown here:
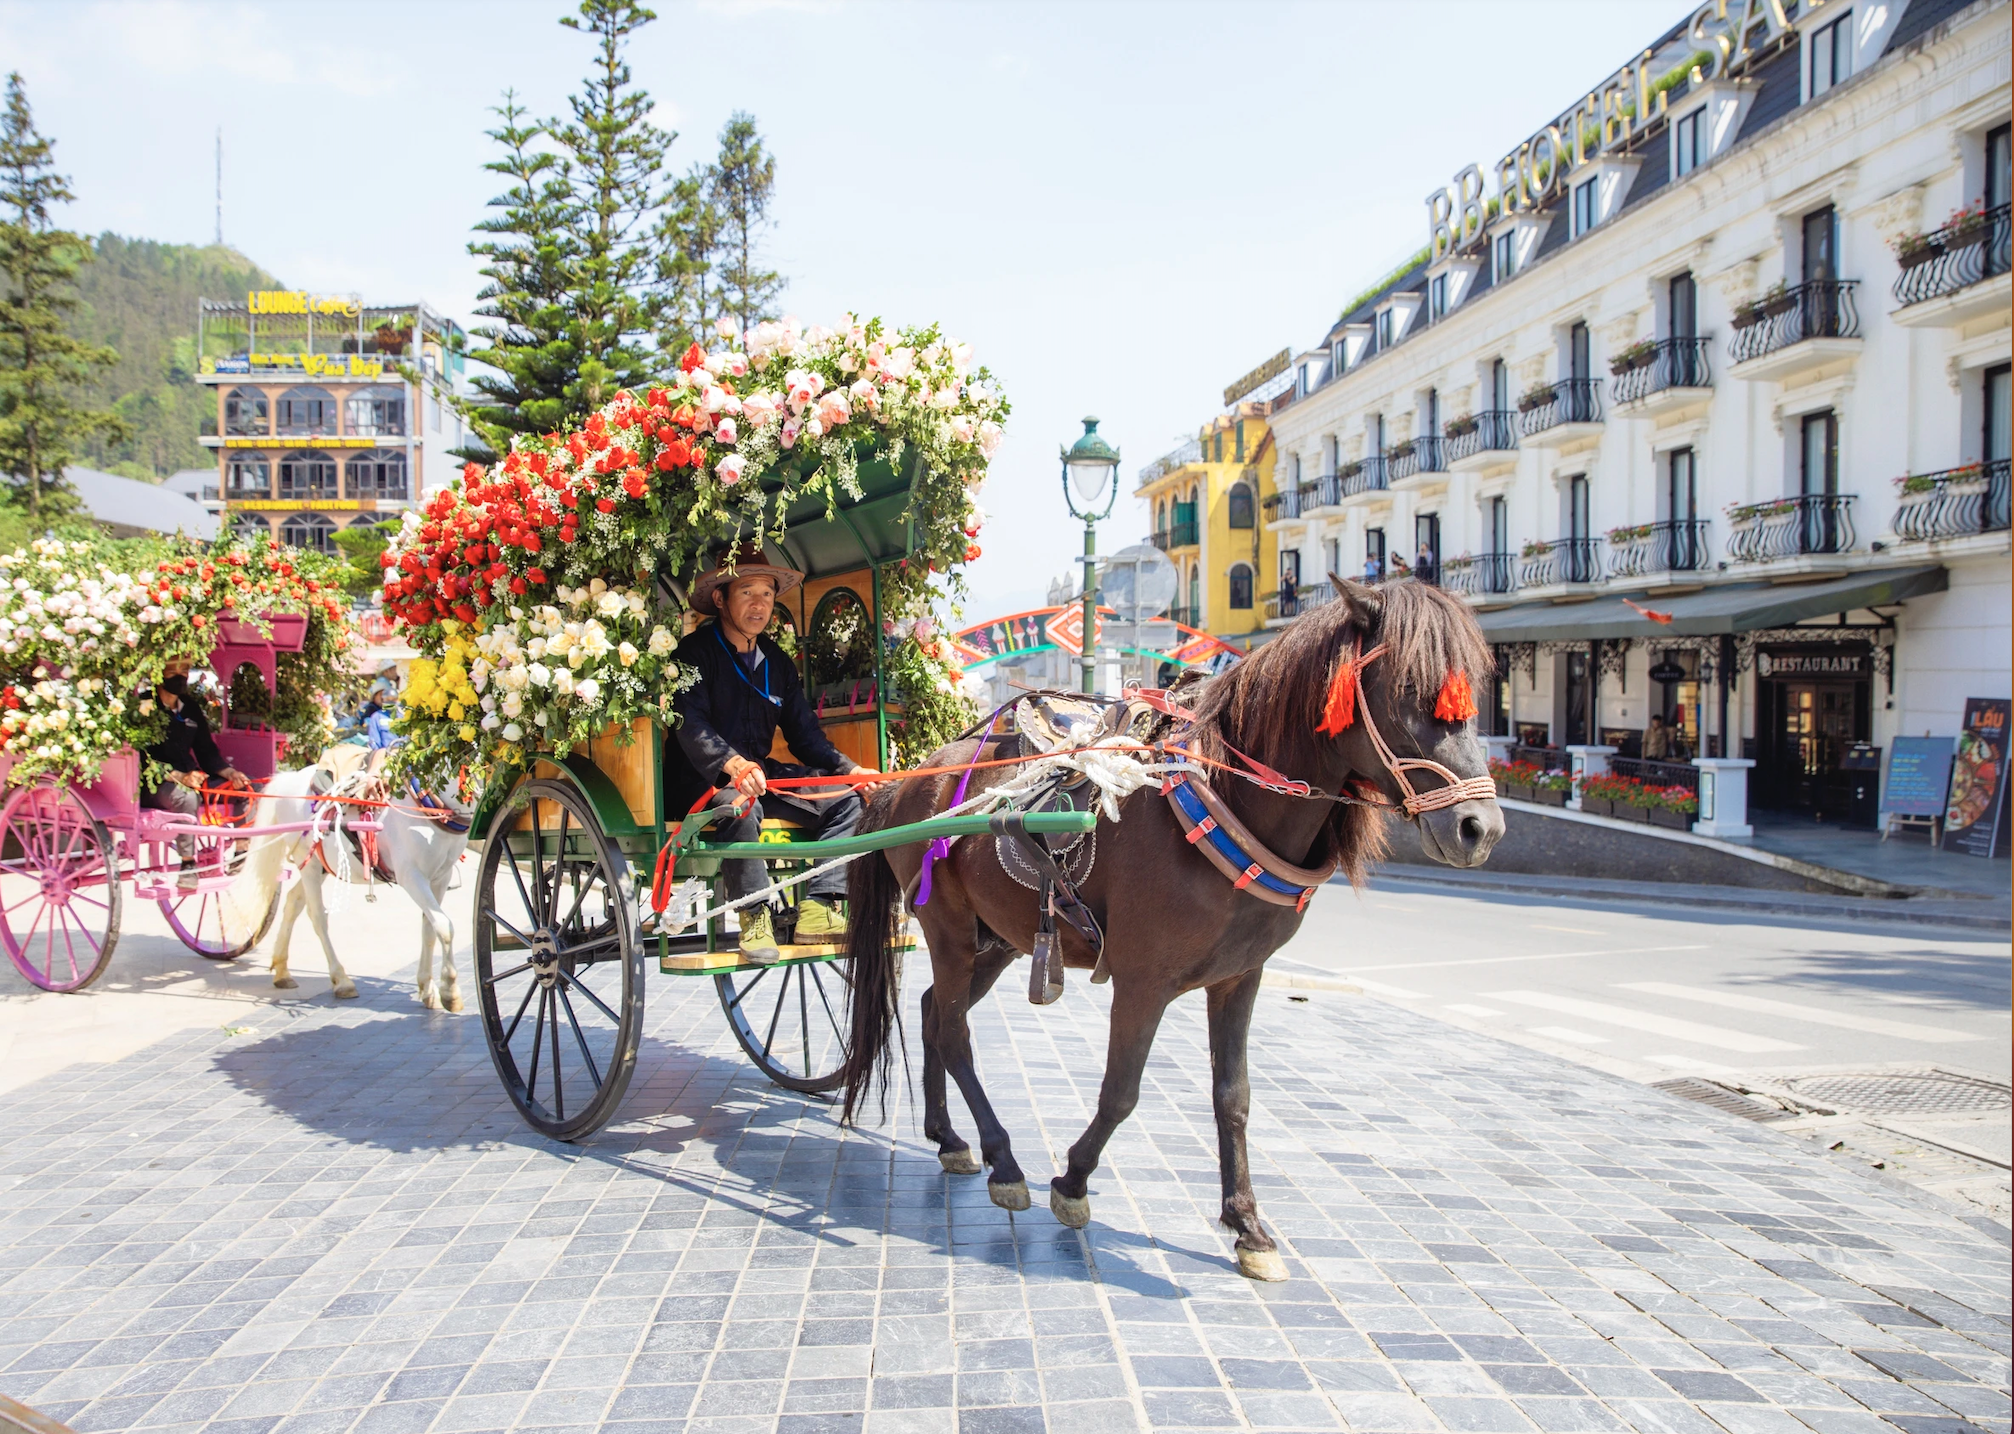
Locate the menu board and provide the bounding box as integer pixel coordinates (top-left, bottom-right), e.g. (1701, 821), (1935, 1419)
(1883, 736), (1954, 818)
(1944, 698), (2010, 859)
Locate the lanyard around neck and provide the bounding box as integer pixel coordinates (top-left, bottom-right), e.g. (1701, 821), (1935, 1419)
(716, 623), (779, 707)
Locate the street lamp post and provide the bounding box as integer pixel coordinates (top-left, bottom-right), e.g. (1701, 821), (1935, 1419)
(1061, 416), (1120, 694)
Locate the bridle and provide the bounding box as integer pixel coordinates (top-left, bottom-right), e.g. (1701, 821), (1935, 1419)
(1336, 642), (1500, 819)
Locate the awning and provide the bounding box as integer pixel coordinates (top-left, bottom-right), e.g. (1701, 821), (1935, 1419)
(1473, 564), (1947, 643)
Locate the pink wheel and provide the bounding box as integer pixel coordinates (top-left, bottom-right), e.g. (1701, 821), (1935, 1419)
(158, 820), (276, 960)
(0, 784), (122, 992)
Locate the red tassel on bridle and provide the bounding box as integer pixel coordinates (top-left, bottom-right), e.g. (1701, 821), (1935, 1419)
(1317, 651), (1359, 735)
(1435, 670), (1478, 723)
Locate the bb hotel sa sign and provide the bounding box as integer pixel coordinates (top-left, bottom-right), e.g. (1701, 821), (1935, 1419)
(1425, 0), (1812, 260)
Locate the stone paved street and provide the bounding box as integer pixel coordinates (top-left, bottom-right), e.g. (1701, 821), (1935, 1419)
(0, 902), (2008, 1434)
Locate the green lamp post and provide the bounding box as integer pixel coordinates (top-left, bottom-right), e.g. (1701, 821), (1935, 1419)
(1060, 416), (1121, 694)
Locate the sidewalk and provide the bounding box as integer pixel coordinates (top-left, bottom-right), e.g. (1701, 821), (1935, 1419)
(0, 945), (2007, 1434)
(1743, 812), (2012, 902)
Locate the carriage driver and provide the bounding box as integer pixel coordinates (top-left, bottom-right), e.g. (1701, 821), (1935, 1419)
(143, 661), (251, 891)
(666, 542), (882, 963)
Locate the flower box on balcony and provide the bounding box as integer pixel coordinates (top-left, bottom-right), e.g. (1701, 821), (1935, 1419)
(1895, 237), (1946, 269)
(1759, 282), (1795, 317)
(1649, 808), (1691, 830)
(1387, 440), (1417, 460)
(1444, 414), (1480, 438)
(1517, 383), (1557, 414)
(1608, 342), (1658, 376)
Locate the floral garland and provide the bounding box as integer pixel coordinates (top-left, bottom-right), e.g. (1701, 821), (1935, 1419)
(383, 315), (1003, 785)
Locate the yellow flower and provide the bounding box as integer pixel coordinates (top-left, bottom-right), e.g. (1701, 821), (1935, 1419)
(460, 724), (477, 742)
(448, 701), (466, 721)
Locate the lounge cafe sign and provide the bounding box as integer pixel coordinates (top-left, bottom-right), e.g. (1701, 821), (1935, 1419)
(247, 290), (361, 318)
(1427, 0), (1815, 260)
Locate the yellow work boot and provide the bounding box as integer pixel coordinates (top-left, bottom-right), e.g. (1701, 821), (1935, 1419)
(738, 905), (782, 964)
(793, 899), (848, 943)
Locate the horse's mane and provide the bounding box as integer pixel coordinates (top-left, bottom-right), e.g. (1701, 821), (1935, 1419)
(1182, 578), (1493, 888)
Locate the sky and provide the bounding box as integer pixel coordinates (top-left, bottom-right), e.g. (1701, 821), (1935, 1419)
(1, 0), (1684, 626)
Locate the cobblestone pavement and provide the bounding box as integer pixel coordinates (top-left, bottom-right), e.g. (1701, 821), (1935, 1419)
(0, 959), (2007, 1434)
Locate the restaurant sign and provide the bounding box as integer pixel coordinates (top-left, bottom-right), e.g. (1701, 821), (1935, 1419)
(231, 499), (380, 512)
(220, 436), (387, 450)
(199, 354), (388, 379)
(1757, 648), (1868, 677)
(1427, 0), (1812, 260)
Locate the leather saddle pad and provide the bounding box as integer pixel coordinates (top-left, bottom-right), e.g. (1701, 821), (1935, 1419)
(1010, 692), (1155, 755)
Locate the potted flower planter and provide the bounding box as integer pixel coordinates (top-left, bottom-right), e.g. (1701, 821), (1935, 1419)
(1649, 808), (1692, 830)
(1581, 795), (1613, 817)
(1612, 802), (1650, 823)
(1762, 293), (1796, 317)
(1530, 786), (1567, 807)
(1506, 784), (1533, 801)
(1896, 240), (1945, 269)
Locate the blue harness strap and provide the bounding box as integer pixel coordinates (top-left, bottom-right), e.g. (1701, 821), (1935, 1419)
(409, 777), (471, 834)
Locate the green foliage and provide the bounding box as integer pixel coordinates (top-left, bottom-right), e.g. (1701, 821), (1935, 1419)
(0, 73), (123, 524)
(330, 518), (399, 599)
(1336, 246), (1431, 324)
(707, 114), (783, 339)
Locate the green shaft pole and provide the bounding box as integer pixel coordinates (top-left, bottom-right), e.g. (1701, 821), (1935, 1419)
(1081, 515), (1097, 693)
(688, 808), (1095, 859)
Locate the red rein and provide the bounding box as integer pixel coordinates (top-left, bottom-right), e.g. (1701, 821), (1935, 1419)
(1317, 649), (1476, 735)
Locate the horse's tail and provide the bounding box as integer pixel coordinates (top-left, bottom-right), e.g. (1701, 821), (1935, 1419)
(838, 812), (905, 1127)
(221, 769), (323, 942)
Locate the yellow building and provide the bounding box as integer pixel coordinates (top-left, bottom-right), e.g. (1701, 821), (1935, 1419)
(1134, 395), (1282, 649)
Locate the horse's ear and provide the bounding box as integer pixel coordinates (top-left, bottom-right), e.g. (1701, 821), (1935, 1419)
(1328, 574), (1382, 631)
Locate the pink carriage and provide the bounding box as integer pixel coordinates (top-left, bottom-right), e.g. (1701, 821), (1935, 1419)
(0, 612), (365, 992)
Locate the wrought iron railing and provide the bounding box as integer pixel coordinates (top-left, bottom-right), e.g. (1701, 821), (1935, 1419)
(1729, 280), (1860, 365)
(1138, 438), (1204, 485)
(1151, 520), (1200, 550)
(1612, 756), (1699, 793)
(1442, 552), (1517, 597)
(1265, 581), (1336, 622)
(1445, 410), (1520, 464)
(1892, 203), (2012, 308)
(1520, 537), (1603, 587)
(1304, 474), (1344, 509)
(1387, 437), (1446, 481)
(1339, 456), (1389, 499)
(1606, 520), (1711, 578)
(1519, 378), (1603, 436)
(1611, 338), (1712, 405)
(1509, 744), (1566, 772)
(1726, 494), (1857, 562)
(1891, 458), (2012, 541)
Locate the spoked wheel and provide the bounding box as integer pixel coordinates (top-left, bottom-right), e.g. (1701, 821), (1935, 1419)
(0, 783), (122, 992)
(159, 796), (277, 960)
(474, 778), (642, 1141)
(716, 953), (853, 1096)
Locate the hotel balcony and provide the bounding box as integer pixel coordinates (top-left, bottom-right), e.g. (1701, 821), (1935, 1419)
(1518, 536), (1603, 589)
(1889, 459), (2012, 542)
(1610, 338), (1713, 418)
(1518, 378), (1603, 448)
(1445, 410), (1520, 474)
(1338, 456), (1389, 506)
(1727, 280), (1862, 382)
(1891, 203), (2011, 328)
(1263, 581), (1337, 626)
(1151, 519), (1200, 551)
(1726, 494), (1857, 564)
(1264, 487), (1314, 525)
(1304, 473), (1347, 514)
(1388, 436), (1446, 490)
(1606, 519), (1712, 581)
(1442, 552), (1517, 599)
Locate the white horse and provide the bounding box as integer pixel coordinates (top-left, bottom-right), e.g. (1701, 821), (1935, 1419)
(232, 762), (473, 1009)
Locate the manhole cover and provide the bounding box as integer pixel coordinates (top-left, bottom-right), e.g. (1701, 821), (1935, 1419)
(1652, 1077), (1794, 1121)
(1784, 1071), (2012, 1115)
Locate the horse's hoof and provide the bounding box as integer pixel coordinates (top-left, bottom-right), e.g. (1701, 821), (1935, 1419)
(272, 977), (297, 990)
(1238, 1247), (1290, 1282)
(332, 984), (359, 1001)
(938, 1148), (982, 1175)
(445, 996), (464, 1014)
(988, 1180), (1030, 1212)
(1049, 1187), (1091, 1229)
(419, 992), (440, 1010)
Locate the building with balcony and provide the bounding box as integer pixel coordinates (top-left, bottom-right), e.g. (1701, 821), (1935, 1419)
(1265, 0), (2008, 826)
(196, 292), (468, 553)
(1135, 377), (1285, 645)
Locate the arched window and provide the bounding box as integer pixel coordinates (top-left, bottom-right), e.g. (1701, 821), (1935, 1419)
(280, 512), (338, 553)
(1227, 481), (1255, 530)
(276, 386), (337, 435)
(805, 586), (876, 693)
(226, 457), (270, 498)
(224, 387), (268, 436)
(1187, 568), (1200, 620)
(230, 512), (271, 541)
(278, 450), (338, 501)
(1228, 563), (1254, 610)
(344, 386), (406, 437)
(345, 448), (408, 500)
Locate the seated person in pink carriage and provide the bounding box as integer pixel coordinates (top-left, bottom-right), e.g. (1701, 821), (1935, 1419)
(142, 666), (250, 890)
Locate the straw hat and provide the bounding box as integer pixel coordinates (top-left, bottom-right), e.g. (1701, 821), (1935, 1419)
(689, 539), (803, 613)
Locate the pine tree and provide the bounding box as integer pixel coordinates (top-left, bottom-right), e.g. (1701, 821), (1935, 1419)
(0, 73), (122, 524)
(654, 165), (725, 358)
(459, 92), (583, 459)
(708, 113), (783, 337)
(549, 0), (671, 411)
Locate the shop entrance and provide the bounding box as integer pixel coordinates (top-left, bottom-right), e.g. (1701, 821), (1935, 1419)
(1755, 646), (1872, 824)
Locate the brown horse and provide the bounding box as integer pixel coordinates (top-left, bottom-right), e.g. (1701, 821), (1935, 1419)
(838, 577), (1504, 1279)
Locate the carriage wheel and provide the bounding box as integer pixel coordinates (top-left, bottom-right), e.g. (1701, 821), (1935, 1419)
(716, 950), (854, 1096)
(0, 784), (122, 993)
(474, 778), (642, 1141)
(158, 798), (278, 960)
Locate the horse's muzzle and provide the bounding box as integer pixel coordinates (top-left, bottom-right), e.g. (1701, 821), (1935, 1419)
(1418, 796), (1504, 868)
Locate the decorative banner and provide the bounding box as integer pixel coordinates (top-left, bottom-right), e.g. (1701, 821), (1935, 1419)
(1944, 698), (2009, 858)
(231, 498), (380, 512)
(1882, 736), (1955, 819)
(1045, 604), (1102, 658)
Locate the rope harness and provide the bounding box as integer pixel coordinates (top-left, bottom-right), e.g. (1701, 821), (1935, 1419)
(1315, 642), (1501, 818)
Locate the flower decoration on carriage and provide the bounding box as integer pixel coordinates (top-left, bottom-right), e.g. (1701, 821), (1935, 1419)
(383, 313), (1009, 782)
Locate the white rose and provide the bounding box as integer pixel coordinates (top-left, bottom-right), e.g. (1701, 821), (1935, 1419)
(528, 663), (551, 687)
(597, 591), (625, 618)
(648, 626), (674, 656)
(501, 722), (523, 742)
(618, 641), (639, 668)
(553, 668), (575, 697)
(500, 692), (523, 719)
(576, 678), (600, 705)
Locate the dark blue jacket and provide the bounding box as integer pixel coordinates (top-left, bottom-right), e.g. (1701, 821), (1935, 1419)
(666, 623), (854, 812)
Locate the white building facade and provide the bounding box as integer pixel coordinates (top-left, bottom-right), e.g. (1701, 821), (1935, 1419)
(1267, 0), (2009, 826)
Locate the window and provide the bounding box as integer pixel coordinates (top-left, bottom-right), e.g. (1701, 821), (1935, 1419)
(1227, 481), (1255, 530)
(1280, 549), (1301, 584)
(1674, 106), (1706, 177)
(1228, 564), (1253, 611)
(1431, 272), (1449, 319)
(1323, 537), (1340, 577)
(276, 387), (336, 435)
(1801, 410), (1839, 496)
(1424, 388), (1439, 439)
(1370, 413), (1385, 455)
(1568, 475), (1590, 541)
(1490, 357), (1509, 411)
(1211, 430), (1223, 463)
(1494, 230), (1516, 283)
(1802, 204), (1837, 285)
(346, 449), (409, 500)
(224, 387), (268, 436)
(806, 587), (875, 690)
(1572, 176), (1599, 237)
(1669, 271), (1698, 338)
(1364, 527), (1386, 581)
(1668, 447), (1697, 522)
(230, 512), (269, 542)
(278, 450), (338, 500)
(1987, 124), (2012, 211)
(1568, 321), (1591, 381)
(344, 388), (405, 436)
(1375, 309), (1394, 350)
(1567, 476), (1593, 583)
(279, 512), (337, 553)
(1986, 364), (2011, 464)
(1810, 11), (1852, 98)
(226, 457), (270, 497)
(1187, 569), (1200, 620)
(1414, 513), (1440, 574)
(1488, 495), (1508, 554)
(1234, 420), (1246, 462)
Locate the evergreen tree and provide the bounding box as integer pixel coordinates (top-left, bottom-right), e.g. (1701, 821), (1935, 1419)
(549, 0), (671, 411)
(707, 113), (783, 338)
(654, 165), (725, 358)
(459, 92), (582, 459)
(0, 73), (122, 524)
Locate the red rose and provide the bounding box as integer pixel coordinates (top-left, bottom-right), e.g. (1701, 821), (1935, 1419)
(526, 567), (547, 584)
(523, 533), (542, 553)
(679, 341), (706, 372)
(596, 497), (615, 513)
(510, 577), (528, 595)
(622, 470), (647, 498)
(965, 544), (982, 561)
(559, 529), (576, 544)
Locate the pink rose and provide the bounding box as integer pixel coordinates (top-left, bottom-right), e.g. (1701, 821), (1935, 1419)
(716, 454), (746, 485)
(979, 421), (1004, 457)
(780, 419), (800, 450)
(742, 392), (778, 424)
(702, 385), (729, 414)
(714, 417), (739, 446)
(848, 377), (878, 410)
(816, 390), (852, 427)
(950, 414), (975, 443)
